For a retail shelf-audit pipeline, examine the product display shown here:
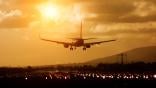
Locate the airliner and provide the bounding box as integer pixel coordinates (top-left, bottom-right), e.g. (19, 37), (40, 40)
(40, 21), (116, 51)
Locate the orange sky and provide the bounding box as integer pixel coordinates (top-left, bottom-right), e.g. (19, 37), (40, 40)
(0, 0), (156, 66)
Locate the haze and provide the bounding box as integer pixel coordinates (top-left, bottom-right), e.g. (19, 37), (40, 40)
(0, 0), (156, 66)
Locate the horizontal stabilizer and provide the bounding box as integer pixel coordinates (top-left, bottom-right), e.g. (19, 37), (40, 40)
(68, 38), (96, 40)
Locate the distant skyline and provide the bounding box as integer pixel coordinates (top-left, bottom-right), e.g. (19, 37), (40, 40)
(0, 0), (156, 66)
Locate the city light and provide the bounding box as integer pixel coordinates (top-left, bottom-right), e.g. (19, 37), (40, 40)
(153, 74), (156, 79)
(1, 71), (156, 80)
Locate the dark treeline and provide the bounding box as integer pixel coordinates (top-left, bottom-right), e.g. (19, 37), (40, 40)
(54, 62), (156, 72)
(92, 62), (156, 72)
(0, 62), (156, 75)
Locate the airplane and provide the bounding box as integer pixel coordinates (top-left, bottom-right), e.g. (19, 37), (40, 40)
(40, 21), (116, 51)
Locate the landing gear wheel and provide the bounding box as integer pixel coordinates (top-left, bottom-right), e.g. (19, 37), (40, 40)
(83, 48), (86, 51)
(70, 47), (73, 51)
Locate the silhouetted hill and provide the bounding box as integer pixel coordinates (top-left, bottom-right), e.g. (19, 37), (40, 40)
(85, 46), (156, 65)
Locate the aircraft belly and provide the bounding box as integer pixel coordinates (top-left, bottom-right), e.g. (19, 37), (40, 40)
(75, 45), (82, 47)
(75, 43), (83, 47)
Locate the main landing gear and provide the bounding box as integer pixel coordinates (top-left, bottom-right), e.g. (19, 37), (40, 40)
(70, 47), (73, 51)
(83, 47), (86, 51)
(69, 46), (86, 51)
(70, 47), (76, 51)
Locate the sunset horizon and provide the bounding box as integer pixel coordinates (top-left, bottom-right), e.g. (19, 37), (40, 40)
(0, 0), (156, 66)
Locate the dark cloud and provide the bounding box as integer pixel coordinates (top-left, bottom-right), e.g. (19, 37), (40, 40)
(148, 0), (156, 4)
(80, 0), (156, 23)
(83, 0), (134, 14)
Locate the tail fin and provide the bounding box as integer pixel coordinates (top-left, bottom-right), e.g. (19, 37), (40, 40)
(80, 20), (82, 39)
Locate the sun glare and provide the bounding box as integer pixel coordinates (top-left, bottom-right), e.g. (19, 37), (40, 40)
(37, 2), (85, 24)
(38, 3), (60, 21)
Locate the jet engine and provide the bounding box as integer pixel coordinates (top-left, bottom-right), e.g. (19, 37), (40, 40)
(86, 45), (91, 48)
(64, 44), (69, 48)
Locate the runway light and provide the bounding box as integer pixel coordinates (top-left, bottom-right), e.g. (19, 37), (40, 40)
(102, 76), (105, 79)
(124, 76), (127, 79)
(65, 76), (67, 80)
(49, 74), (52, 79)
(146, 76), (149, 79)
(153, 74), (156, 79)
(84, 77), (86, 79)
(111, 76), (114, 79)
(25, 77), (28, 80)
(143, 75), (146, 79)
(96, 75), (99, 78)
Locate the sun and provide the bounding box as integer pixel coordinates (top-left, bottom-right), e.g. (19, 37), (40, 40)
(42, 5), (58, 18)
(38, 3), (60, 21)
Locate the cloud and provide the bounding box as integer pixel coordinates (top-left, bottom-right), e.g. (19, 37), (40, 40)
(119, 1), (156, 22)
(133, 1), (156, 17)
(0, 9), (31, 28)
(87, 22), (156, 44)
(75, 0), (156, 23)
(0, 0), (8, 5)
(1, 0), (156, 29)
(90, 22), (156, 34)
(0, 9), (22, 21)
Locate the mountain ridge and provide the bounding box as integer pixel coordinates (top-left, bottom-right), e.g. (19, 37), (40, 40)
(85, 46), (156, 65)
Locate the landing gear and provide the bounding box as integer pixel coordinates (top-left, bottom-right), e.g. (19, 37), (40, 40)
(70, 46), (77, 51)
(70, 46), (75, 51)
(70, 47), (73, 51)
(83, 47), (86, 51)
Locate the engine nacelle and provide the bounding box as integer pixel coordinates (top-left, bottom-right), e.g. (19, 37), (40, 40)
(86, 45), (91, 48)
(64, 44), (69, 48)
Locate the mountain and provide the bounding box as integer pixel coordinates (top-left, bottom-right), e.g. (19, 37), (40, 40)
(85, 46), (156, 65)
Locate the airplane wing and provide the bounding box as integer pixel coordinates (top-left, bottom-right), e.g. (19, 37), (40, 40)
(84, 40), (116, 45)
(41, 38), (73, 45)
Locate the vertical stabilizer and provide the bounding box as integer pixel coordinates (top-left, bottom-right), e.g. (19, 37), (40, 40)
(80, 20), (83, 39)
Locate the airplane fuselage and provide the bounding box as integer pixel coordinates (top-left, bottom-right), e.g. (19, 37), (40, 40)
(69, 39), (89, 50)
(73, 39), (84, 47)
